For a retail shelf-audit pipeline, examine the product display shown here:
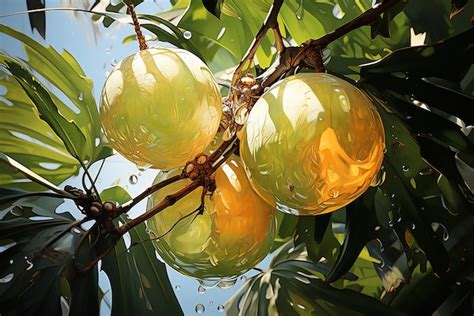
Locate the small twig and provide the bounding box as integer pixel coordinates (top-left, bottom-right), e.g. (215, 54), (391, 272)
(293, 0), (400, 65)
(127, 4), (148, 51)
(116, 181), (201, 235)
(92, 158), (107, 186)
(127, 208), (201, 250)
(272, 26), (285, 53)
(118, 174), (184, 214)
(231, 0), (284, 86)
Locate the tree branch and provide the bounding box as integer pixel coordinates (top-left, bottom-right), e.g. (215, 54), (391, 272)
(231, 0), (284, 86)
(115, 180), (201, 235)
(118, 174), (184, 214)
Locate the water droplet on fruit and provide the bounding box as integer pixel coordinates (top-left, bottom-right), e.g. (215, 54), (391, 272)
(195, 304), (205, 314)
(78, 92), (84, 101)
(402, 165), (410, 172)
(217, 278), (237, 289)
(183, 31), (192, 39)
(217, 305), (225, 312)
(198, 285), (206, 294)
(129, 174), (138, 185)
(174, 284), (181, 290)
(295, 0), (304, 20)
(137, 164), (151, 172)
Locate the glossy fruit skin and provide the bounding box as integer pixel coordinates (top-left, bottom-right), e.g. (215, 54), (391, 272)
(146, 158), (275, 282)
(240, 73), (385, 216)
(100, 48), (221, 169)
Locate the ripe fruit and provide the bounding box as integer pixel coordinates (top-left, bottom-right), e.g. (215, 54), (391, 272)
(240, 73), (385, 216)
(100, 48), (222, 169)
(146, 158), (275, 282)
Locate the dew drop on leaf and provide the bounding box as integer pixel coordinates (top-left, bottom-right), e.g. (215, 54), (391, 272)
(183, 31), (192, 39)
(195, 304), (205, 314)
(295, 0), (304, 20)
(78, 92), (84, 101)
(402, 165), (410, 172)
(0, 273), (13, 283)
(129, 174), (138, 185)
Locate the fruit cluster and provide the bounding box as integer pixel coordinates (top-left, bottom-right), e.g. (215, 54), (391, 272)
(100, 48), (385, 283)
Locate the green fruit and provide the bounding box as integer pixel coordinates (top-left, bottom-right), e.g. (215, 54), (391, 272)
(240, 73), (385, 216)
(100, 48), (222, 169)
(146, 158), (276, 282)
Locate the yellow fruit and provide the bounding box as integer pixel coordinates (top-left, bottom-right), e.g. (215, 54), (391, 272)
(100, 48), (222, 169)
(240, 73), (385, 216)
(146, 158), (275, 281)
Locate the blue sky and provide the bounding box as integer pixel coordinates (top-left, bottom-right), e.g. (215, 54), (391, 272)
(0, 1), (274, 314)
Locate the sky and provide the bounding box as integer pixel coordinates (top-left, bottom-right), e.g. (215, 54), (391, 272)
(0, 0), (275, 314)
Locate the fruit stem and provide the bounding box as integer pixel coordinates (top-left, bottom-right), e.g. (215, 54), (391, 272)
(127, 3), (148, 51)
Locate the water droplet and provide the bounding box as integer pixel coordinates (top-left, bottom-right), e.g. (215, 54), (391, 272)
(217, 305), (225, 312)
(9, 260), (13, 264)
(411, 223), (416, 230)
(78, 92), (84, 101)
(208, 301), (213, 306)
(419, 168), (433, 176)
(183, 31), (192, 39)
(105, 47), (111, 54)
(296, 0), (304, 20)
(405, 72), (410, 80)
(26, 259), (33, 271)
(0, 273), (13, 283)
(111, 59), (118, 67)
(456, 281), (461, 285)
(295, 275), (311, 284)
(136, 164), (151, 172)
(195, 304), (205, 314)
(332, 3), (345, 19)
(397, 217), (402, 223)
(129, 174), (138, 185)
(174, 285), (181, 291)
(402, 165), (410, 172)
(198, 285), (206, 294)
(217, 278), (237, 289)
(388, 220), (394, 227)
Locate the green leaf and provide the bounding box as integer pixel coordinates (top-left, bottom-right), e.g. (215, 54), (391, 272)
(327, 189), (380, 283)
(0, 198), (96, 315)
(226, 258), (403, 315)
(203, 0), (224, 18)
(3, 60), (87, 162)
(0, 70), (80, 191)
(99, 186), (182, 316)
(0, 24), (111, 166)
(450, 0), (469, 18)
